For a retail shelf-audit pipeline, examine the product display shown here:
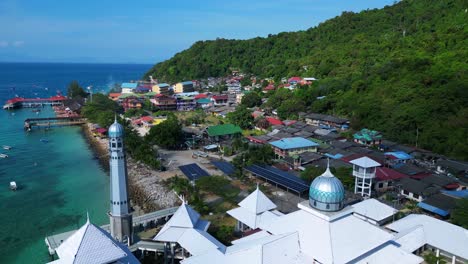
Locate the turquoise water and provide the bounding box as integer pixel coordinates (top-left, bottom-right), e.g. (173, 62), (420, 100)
(0, 107), (109, 263)
(0, 63), (151, 263)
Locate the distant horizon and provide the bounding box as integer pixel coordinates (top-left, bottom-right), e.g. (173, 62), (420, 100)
(0, 61), (155, 65)
(0, 0), (395, 64)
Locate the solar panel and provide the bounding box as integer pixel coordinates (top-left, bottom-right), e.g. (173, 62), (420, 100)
(211, 161), (235, 175)
(178, 163), (210, 181)
(244, 164), (309, 193)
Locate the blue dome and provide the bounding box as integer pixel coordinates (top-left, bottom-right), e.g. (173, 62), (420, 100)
(108, 120), (124, 138)
(309, 167), (345, 212)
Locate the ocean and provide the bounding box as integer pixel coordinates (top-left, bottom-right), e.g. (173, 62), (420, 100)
(0, 62), (152, 263)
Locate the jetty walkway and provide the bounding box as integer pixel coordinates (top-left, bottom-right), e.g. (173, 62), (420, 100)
(45, 206), (178, 256)
(3, 95), (66, 109)
(24, 117), (86, 130)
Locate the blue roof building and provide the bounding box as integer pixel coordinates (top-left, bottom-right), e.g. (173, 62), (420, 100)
(269, 137), (319, 159)
(121, 83), (138, 89)
(385, 151), (413, 168)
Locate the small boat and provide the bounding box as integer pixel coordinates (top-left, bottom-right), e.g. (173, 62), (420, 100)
(10, 181), (17, 191)
(2, 145), (12, 150)
(0, 153), (9, 158)
(40, 138), (49, 143)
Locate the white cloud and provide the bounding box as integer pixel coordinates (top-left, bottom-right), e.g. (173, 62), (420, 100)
(12, 40), (24, 47)
(0, 41), (8, 47)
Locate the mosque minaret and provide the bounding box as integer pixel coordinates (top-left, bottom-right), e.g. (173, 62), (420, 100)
(108, 118), (133, 244)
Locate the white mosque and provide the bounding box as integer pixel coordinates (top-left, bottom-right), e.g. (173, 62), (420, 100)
(154, 163), (468, 264)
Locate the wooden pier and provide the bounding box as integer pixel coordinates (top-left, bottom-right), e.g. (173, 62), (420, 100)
(24, 117), (86, 130)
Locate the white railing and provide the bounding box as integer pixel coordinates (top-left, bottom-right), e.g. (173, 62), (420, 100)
(353, 171), (375, 178)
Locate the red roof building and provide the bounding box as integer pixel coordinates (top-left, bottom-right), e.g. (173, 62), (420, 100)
(375, 167), (407, 182)
(263, 84), (275, 91)
(266, 117), (283, 126)
(140, 116), (154, 122)
(288, 77), (302, 83)
(194, 93), (208, 99)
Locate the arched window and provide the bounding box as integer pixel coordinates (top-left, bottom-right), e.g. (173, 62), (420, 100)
(326, 204), (330, 209)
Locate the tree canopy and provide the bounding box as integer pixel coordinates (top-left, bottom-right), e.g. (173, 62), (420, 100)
(81, 93), (122, 127)
(146, 115), (183, 149)
(451, 198), (468, 229)
(241, 92), (262, 108)
(67, 80), (88, 99)
(144, 0), (468, 160)
(226, 105), (253, 129)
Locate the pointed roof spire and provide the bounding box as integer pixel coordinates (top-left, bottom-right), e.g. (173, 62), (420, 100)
(322, 158), (334, 178)
(239, 186), (277, 214)
(86, 210), (90, 224)
(114, 113), (117, 123)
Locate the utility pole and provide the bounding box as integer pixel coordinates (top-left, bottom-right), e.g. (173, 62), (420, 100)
(87, 86), (93, 103)
(415, 127), (419, 148)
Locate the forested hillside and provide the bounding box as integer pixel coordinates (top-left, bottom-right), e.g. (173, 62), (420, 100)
(145, 0), (468, 160)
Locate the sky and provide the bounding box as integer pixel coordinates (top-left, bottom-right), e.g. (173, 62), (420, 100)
(0, 0), (395, 64)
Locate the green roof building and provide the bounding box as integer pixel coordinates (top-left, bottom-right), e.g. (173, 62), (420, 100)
(206, 124), (242, 141)
(353, 128), (383, 146)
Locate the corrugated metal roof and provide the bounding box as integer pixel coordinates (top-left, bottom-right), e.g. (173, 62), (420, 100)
(269, 137), (318, 150)
(206, 124), (242, 137)
(387, 214), (468, 259)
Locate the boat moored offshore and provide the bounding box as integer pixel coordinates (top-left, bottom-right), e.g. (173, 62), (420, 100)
(0, 153), (8, 158)
(10, 181), (17, 191)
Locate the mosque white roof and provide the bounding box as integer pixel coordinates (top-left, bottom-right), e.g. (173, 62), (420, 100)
(227, 208), (280, 230)
(262, 203), (394, 264)
(238, 186), (277, 214)
(182, 232), (310, 264)
(352, 198), (397, 223)
(350, 156), (381, 168)
(159, 191), (461, 264)
(354, 243), (423, 264)
(53, 218), (139, 264)
(387, 214), (468, 260)
(231, 230), (271, 245)
(154, 203), (225, 256)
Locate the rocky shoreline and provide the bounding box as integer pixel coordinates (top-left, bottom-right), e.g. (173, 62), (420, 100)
(81, 123), (177, 214)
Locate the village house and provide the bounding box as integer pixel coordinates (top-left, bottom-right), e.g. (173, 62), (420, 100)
(119, 94), (143, 110)
(205, 124), (242, 142)
(353, 128), (383, 146)
(397, 177), (440, 202)
(374, 166), (407, 192)
(211, 94), (229, 106)
(152, 83), (170, 95)
(135, 84), (152, 93)
(108, 93), (121, 101)
(121, 82), (138, 94)
(304, 113), (350, 130)
(384, 151), (413, 167)
(269, 137), (319, 159)
(177, 96), (196, 111)
(174, 81), (194, 93)
(196, 98), (212, 108)
(150, 94), (177, 111)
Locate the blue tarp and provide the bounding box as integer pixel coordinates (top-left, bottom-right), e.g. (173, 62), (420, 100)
(325, 153), (344, 160)
(417, 202), (449, 217)
(385, 151), (413, 160)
